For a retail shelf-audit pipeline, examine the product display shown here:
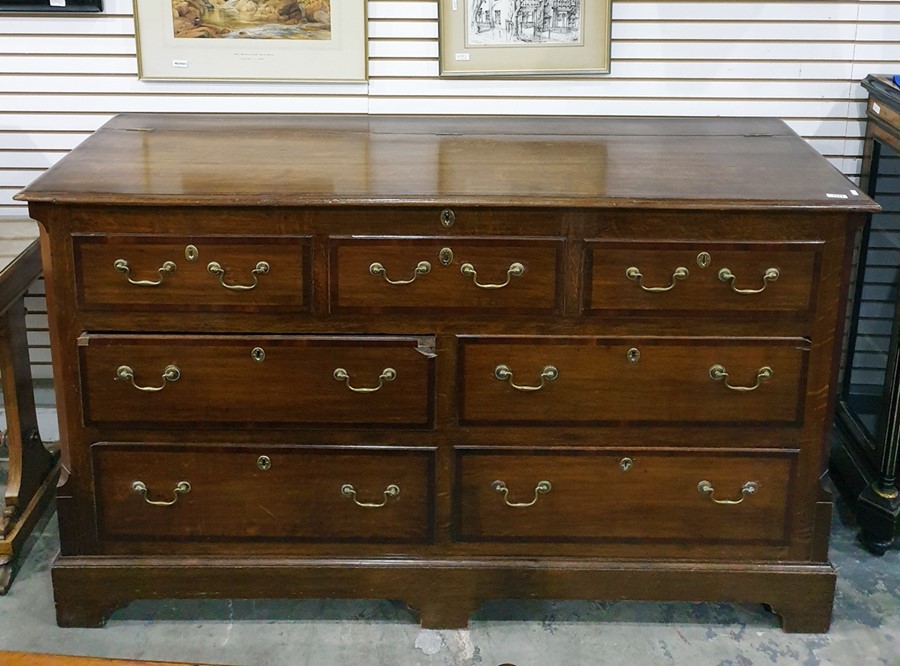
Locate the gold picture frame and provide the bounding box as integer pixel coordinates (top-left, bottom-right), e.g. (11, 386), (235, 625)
(439, 0), (610, 77)
(134, 0), (367, 82)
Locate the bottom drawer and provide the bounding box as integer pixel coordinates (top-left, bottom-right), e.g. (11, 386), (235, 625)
(455, 448), (795, 544)
(93, 443), (435, 543)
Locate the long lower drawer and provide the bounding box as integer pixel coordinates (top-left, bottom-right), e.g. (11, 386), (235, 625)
(455, 448), (795, 544)
(458, 336), (808, 425)
(79, 334), (435, 427)
(93, 443), (435, 543)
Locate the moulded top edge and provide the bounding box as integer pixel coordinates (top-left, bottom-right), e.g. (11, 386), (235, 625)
(15, 192), (882, 214)
(97, 113), (798, 139)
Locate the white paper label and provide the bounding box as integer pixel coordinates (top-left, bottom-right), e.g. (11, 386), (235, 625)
(172, 60), (189, 68)
(826, 193), (849, 199)
(850, 189), (860, 196)
(49, 0), (66, 6)
(873, 102), (881, 115)
(455, 53), (470, 61)
(452, 0), (458, 9)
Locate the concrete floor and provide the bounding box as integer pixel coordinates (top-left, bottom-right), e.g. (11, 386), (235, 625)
(0, 410), (898, 665)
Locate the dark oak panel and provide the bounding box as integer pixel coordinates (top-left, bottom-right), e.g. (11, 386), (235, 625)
(331, 236), (564, 313)
(93, 444), (435, 543)
(80, 334), (436, 427)
(75, 234), (310, 312)
(458, 336), (808, 425)
(14, 114), (876, 631)
(455, 448), (795, 544)
(16, 115), (879, 212)
(586, 240), (820, 314)
(50, 556), (837, 632)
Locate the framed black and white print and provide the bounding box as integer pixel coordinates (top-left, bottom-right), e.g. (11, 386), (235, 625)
(0, 0), (102, 11)
(439, 0), (610, 77)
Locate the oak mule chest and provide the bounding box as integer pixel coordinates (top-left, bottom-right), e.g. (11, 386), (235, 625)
(16, 115), (879, 631)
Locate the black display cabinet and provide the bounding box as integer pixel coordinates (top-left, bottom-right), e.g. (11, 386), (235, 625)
(832, 74), (900, 555)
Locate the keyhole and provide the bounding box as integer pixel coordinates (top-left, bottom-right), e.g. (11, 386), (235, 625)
(440, 209), (455, 227)
(620, 458), (633, 472)
(627, 348), (640, 363)
(257, 455), (271, 471)
(251, 347), (266, 362)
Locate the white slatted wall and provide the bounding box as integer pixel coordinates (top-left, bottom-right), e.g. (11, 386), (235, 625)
(0, 0), (898, 404)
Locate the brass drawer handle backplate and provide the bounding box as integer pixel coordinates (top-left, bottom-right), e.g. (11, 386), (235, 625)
(341, 483), (400, 508)
(132, 480), (191, 506)
(116, 364), (181, 392)
(698, 480), (758, 505)
(626, 265), (689, 292)
(709, 364), (773, 392)
(207, 260), (269, 291)
(718, 267), (779, 294)
(494, 364), (558, 392)
(369, 260), (432, 285)
(491, 480), (552, 507)
(333, 367), (396, 393)
(114, 259), (176, 287)
(460, 261), (524, 289)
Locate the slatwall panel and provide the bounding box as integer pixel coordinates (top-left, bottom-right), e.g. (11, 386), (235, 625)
(0, 0), (370, 219)
(849, 148), (900, 402)
(367, 0), (899, 178)
(0, 0), (898, 405)
(2, 1), (898, 216)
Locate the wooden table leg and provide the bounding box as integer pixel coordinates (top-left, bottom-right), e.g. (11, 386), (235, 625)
(0, 294), (59, 593)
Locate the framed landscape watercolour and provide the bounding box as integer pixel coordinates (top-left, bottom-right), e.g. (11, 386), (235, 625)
(134, 0), (366, 81)
(439, 0), (610, 76)
(0, 0), (101, 11)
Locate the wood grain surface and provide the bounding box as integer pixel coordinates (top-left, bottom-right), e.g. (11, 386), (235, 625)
(16, 115), (877, 632)
(15, 115), (881, 212)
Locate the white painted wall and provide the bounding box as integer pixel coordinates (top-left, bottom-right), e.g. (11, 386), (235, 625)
(2, 0), (899, 217)
(0, 0), (897, 400)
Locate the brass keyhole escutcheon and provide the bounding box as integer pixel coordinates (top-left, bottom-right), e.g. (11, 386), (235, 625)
(697, 252), (711, 268)
(257, 455), (271, 471)
(185, 245), (199, 262)
(251, 347), (266, 362)
(620, 458), (633, 472)
(627, 348), (640, 363)
(440, 209), (455, 227)
(439, 247), (454, 266)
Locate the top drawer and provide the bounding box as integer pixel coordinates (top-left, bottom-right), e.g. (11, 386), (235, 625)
(74, 235), (310, 312)
(331, 237), (564, 313)
(585, 240), (821, 314)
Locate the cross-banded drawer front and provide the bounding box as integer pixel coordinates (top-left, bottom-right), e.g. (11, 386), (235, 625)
(74, 235), (310, 311)
(458, 336), (808, 426)
(93, 444), (435, 543)
(455, 449), (795, 544)
(585, 241), (820, 313)
(80, 334), (435, 427)
(330, 237), (564, 312)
